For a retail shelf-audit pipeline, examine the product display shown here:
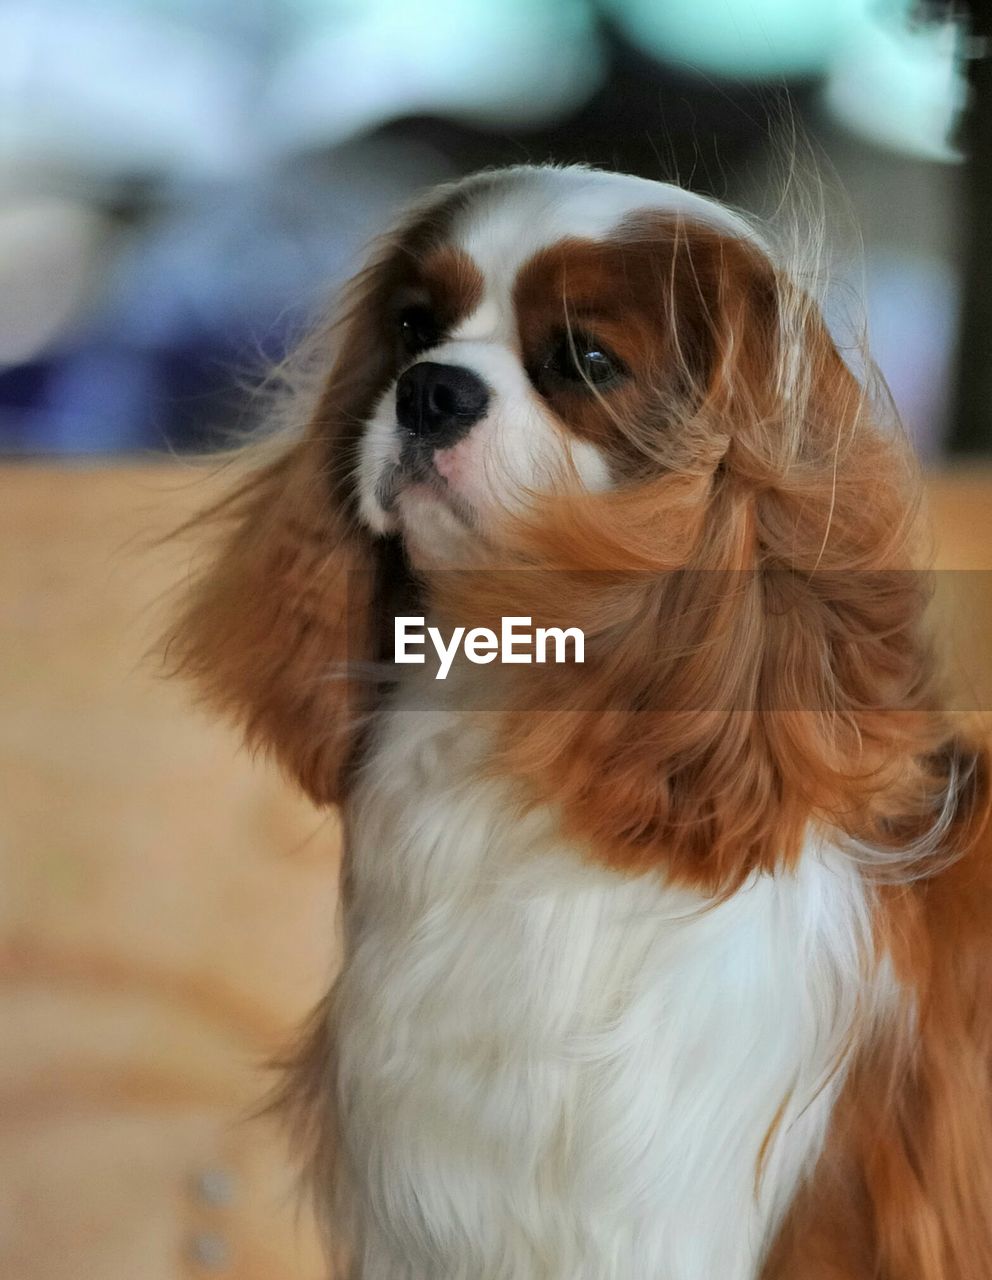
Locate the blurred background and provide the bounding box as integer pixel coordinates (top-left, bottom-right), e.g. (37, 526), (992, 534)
(0, 0), (988, 460)
(2, 2), (991, 1278)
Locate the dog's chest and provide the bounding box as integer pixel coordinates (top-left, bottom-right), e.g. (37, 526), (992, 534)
(333, 699), (872, 1280)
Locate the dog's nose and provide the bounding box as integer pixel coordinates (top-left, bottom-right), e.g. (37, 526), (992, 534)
(395, 362), (489, 447)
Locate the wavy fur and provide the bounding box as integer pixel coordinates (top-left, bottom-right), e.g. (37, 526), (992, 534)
(168, 164), (992, 1279)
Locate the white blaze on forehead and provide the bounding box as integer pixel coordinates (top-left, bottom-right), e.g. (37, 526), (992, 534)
(451, 295), (504, 343)
(359, 167), (754, 550)
(450, 164), (757, 324)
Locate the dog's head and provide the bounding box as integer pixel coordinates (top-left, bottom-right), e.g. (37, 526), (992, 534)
(353, 166), (770, 569)
(170, 165), (984, 889)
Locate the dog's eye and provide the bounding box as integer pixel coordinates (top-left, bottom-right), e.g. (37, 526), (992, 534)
(542, 333), (623, 388)
(397, 304), (440, 356)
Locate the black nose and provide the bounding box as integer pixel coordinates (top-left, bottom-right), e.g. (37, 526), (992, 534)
(395, 362), (490, 447)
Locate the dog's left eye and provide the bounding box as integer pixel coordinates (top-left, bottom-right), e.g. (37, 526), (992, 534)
(397, 304), (440, 356)
(541, 333), (623, 388)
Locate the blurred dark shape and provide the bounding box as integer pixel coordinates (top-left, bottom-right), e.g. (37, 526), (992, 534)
(941, 0), (992, 453)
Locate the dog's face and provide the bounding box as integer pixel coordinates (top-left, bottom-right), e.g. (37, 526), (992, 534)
(353, 167), (764, 566)
(173, 164), (969, 891)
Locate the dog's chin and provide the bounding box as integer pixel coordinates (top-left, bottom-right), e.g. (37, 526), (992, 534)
(390, 476), (485, 570)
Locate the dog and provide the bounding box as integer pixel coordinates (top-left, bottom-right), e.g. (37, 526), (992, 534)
(171, 164), (992, 1279)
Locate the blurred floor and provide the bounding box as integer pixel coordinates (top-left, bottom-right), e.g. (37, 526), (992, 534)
(0, 465), (334, 1280)
(0, 461), (990, 1279)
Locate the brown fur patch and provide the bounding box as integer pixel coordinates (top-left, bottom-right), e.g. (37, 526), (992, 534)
(512, 214), (780, 475)
(432, 216), (962, 893)
(763, 758), (992, 1278)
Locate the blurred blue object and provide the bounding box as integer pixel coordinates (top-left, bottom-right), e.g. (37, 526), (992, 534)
(0, 141), (454, 452)
(0, 2), (256, 182)
(864, 252), (959, 460)
(262, 0), (605, 152)
(606, 0), (856, 78)
(0, 0), (970, 455)
(0, 0), (604, 184)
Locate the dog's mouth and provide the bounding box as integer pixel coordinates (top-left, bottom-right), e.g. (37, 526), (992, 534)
(376, 445), (431, 513)
(376, 452), (477, 530)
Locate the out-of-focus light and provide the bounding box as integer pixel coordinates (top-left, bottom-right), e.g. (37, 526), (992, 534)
(865, 252), (958, 457)
(0, 3), (250, 182)
(605, 0), (860, 79)
(606, 0), (964, 162)
(263, 0), (604, 153)
(825, 16), (964, 162)
(0, 199), (105, 366)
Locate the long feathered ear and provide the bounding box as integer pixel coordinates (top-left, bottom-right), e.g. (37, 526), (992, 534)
(165, 168), (500, 804)
(467, 226), (983, 892)
(167, 437), (384, 807)
(166, 243), (410, 806)
(166, 169), (483, 802)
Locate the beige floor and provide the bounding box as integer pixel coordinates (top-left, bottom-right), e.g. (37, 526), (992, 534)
(1, 463), (990, 1279)
(0, 465), (334, 1280)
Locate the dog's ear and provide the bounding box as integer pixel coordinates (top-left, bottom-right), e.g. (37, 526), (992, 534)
(476, 226), (970, 892)
(167, 172), (482, 803)
(166, 238), (412, 806)
(168, 438), (386, 807)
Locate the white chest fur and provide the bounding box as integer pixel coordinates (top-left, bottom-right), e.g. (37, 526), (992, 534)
(330, 684), (876, 1280)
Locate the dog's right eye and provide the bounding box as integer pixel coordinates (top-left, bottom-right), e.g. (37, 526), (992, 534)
(397, 304), (440, 356)
(541, 332), (624, 388)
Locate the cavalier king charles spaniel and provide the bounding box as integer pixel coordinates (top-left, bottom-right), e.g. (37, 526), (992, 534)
(171, 165), (992, 1280)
